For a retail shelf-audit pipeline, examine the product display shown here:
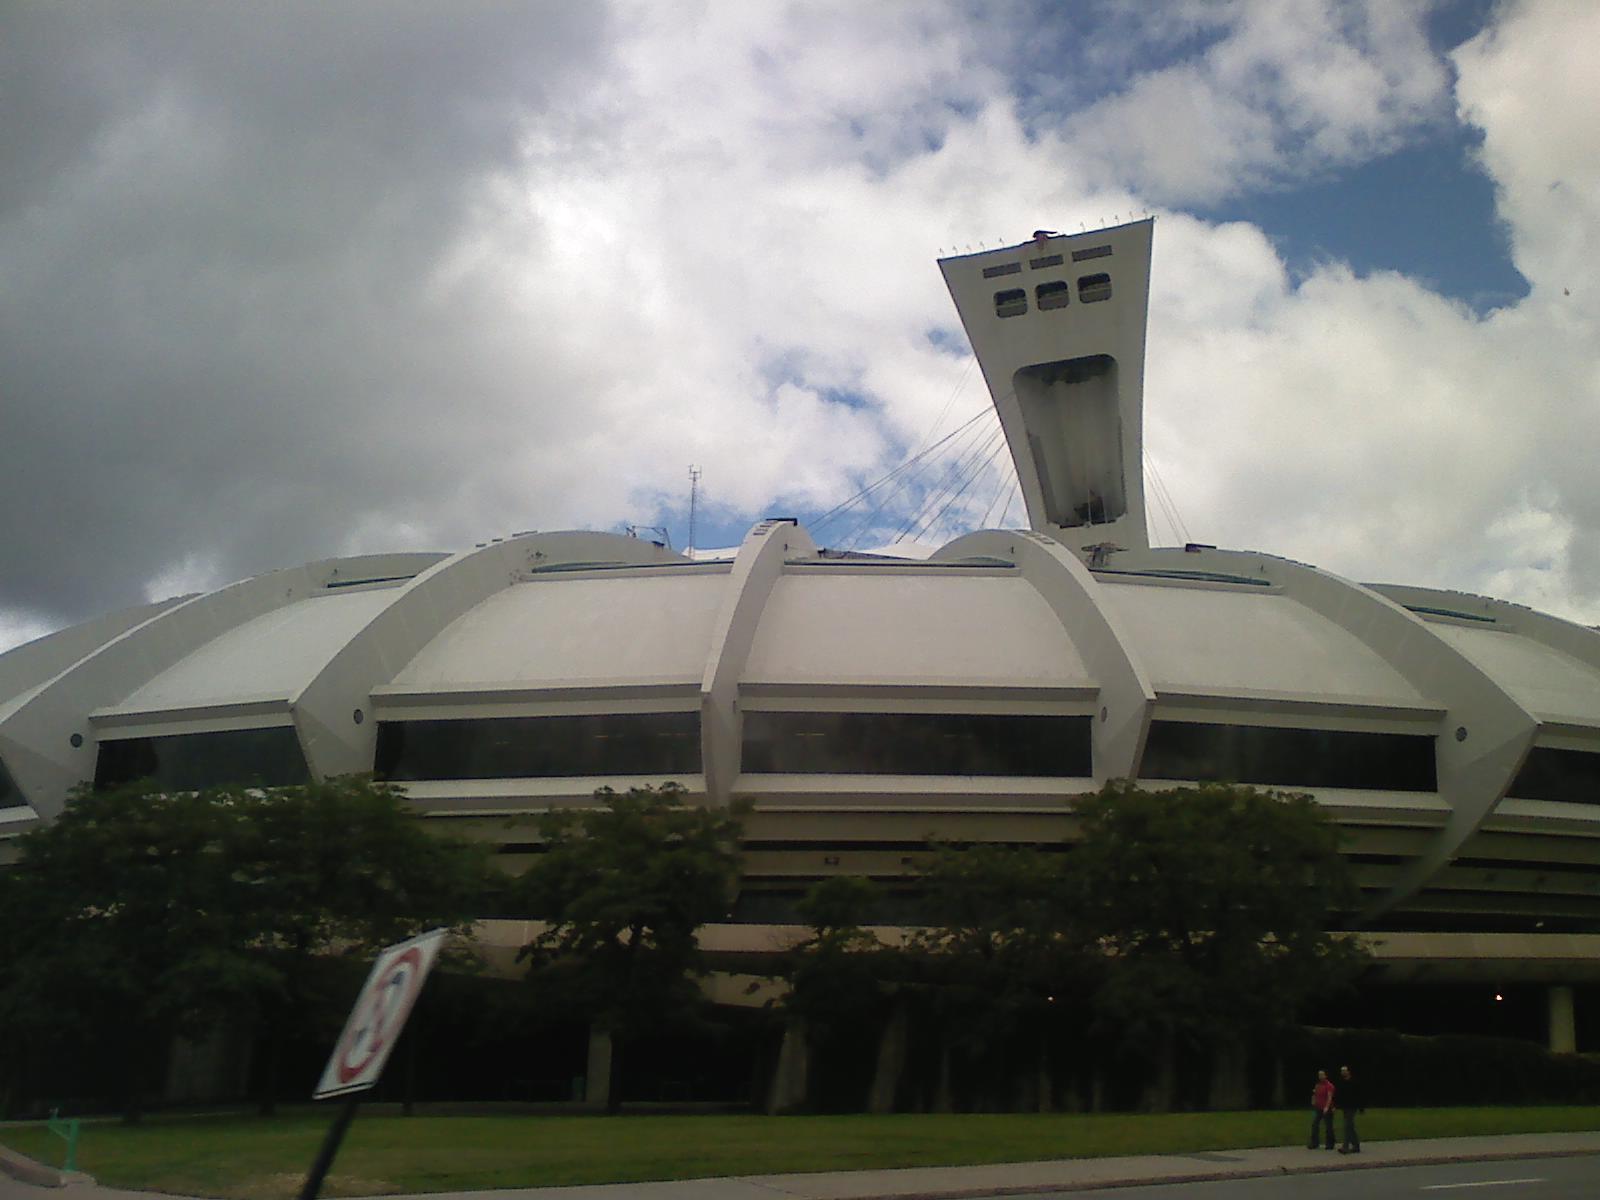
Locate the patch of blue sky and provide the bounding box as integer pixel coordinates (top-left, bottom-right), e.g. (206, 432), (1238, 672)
(982, 0), (1522, 313)
(979, 0), (1230, 129)
(822, 386), (872, 411)
(1198, 130), (1524, 315)
(1195, 0), (1520, 313)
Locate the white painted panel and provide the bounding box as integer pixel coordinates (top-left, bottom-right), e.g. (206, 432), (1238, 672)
(1432, 624), (1600, 726)
(114, 589), (401, 711)
(394, 573), (725, 689)
(744, 574), (1090, 686)
(1102, 582), (1424, 704)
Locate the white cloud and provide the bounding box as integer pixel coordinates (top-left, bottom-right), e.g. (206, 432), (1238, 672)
(1060, 0), (1449, 204)
(1453, 0), (1600, 310)
(1, 0), (1597, 662)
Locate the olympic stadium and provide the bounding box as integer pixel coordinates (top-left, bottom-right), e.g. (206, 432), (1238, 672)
(2, 221), (1597, 1059)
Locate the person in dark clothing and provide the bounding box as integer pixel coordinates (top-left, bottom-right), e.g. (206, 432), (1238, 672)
(1336, 1065), (1362, 1153)
(1308, 1069), (1336, 1149)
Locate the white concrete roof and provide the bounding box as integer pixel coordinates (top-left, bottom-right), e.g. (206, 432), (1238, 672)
(392, 570), (728, 691)
(1100, 580), (1428, 707)
(743, 572), (1091, 688)
(110, 587), (402, 713)
(1431, 623), (1600, 729)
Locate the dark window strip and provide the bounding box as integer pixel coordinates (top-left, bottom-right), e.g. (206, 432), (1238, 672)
(741, 711), (1092, 777)
(1506, 746), (1600, 806)
(94, 727), (311, 792)
(1451, 856), (1600, 877)
(375, 712), (702, 781)
(0, 755), (23, 809)
(981, 262), (1022, 278)
(1071, 245), (1113, 262)
(1139, 721), (1437, 792)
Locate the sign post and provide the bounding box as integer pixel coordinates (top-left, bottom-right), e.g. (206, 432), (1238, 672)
(299, 929), (448, 1200)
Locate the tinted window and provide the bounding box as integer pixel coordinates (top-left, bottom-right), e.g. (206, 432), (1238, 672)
(1140, 721), (1436, 792)
(994, 288), (1027, 318)
(375, 712), (701, 780)
(0, 756), (23, 810)
(1036, 280), (1071, 310)
(94, 727), (312, 791)
(1507, 746), (1600, 806)
(1077, 272), (1112, 302)
(742, 711), (1092, 777)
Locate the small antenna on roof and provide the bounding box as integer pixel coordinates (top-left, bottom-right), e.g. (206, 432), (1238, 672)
(687, 465), (702, 556)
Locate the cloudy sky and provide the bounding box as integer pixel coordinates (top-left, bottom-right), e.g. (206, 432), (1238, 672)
(3, 0), (1597, 654)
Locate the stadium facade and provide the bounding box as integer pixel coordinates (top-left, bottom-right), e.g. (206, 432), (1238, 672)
(3, 222), (1597, 1055)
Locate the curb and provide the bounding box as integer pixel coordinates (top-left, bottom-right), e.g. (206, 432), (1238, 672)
(0, 1143), (67, 1188)
(822, 1146), (1600, 1200)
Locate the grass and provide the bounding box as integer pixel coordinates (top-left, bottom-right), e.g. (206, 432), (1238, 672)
(3, 1106), (1598, 1198)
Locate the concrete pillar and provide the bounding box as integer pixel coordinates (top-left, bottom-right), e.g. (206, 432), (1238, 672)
(585, 1028), (613, 1107)
(765, 1020), (809, 1113)
(1548, 985), (1577, 1055)
(1209, 1040), (1251, 1111)
(868, 1004), (908, 1113)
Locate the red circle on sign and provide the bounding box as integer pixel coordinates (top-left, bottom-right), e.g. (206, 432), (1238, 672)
(336, 946), (423, 1084)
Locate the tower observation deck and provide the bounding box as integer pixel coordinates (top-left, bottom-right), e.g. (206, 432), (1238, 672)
(939, 220), (1154, 556)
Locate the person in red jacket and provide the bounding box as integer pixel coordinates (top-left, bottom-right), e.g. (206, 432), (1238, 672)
(1308, 1069), (1336, 1149)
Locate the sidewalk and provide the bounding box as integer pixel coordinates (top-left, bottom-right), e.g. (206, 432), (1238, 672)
(5, 1131), (1600, 1200)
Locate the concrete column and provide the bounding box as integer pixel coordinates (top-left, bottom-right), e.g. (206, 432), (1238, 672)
(868, 1003), (908, 1113)
(585, 1028), (613, 1107)
(1548, 985), (1577, 1055)
(765, 1020), (810, 1113)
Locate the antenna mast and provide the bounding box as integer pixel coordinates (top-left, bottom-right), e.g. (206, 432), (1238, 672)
(687, 465), (702, 556)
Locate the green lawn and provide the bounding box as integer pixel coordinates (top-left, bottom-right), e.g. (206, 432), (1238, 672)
(4, 1107), (1598, 1198)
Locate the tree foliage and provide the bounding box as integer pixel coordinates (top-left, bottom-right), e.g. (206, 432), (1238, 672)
(909, 843), (1094, 1054)
(782, 876), (893, 1046)
(0, 776), (490, 1117)
(1068, 781), (1366, 1048)
(508, 783), (743, 1107)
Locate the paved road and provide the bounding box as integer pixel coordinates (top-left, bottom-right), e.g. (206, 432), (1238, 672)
(990, 1154), (1600, 1199)
(4, 1131), (1599, 1200)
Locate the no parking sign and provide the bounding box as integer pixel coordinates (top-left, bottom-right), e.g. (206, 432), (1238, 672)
(313, 928), (447, 1100)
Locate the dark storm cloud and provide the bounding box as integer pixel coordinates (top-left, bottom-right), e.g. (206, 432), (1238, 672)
(0, 1), (612, 625)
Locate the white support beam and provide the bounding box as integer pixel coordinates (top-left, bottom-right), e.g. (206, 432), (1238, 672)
(700, 520), (817, 806)
(1369, 581), (1600, 690)
(293, 533), (685, 779)
(0, 553), (435, 819)
(1124, 547), (1538, 920)
(0, 598), (182, 711)
(934, 529), (1155, 779)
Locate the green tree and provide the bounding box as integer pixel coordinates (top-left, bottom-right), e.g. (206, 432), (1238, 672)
(1069, 781), (1366, 1091)
(0, 777), (491, 1119)
(779, 876), (895, 1105)
(222, 777), (492, 1111)
(0, 783), (265, 1118)
(509, 783), (742, 1111)
(910, 844), (1094, 1107)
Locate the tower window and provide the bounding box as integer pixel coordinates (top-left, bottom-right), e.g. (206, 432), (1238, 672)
(1072, 244), (1113, 262)
(994, 288), (1027, 318)
(1036, 280), (1071, 311)
(1029, 254), (1064, 269)
(1078, 273), (1112, 303)
(982, 262), (1022, 279)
